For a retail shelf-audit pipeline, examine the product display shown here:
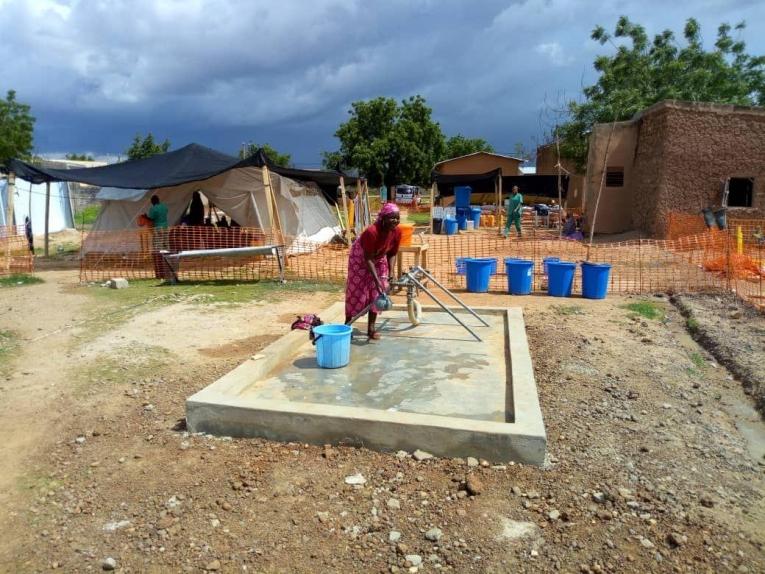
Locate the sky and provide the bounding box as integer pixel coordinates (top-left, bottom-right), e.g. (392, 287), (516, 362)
(2, 0), (763, 166)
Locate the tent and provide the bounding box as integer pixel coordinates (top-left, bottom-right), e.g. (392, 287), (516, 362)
(6, 144), (357, 253)
(0, 177), (75, 233)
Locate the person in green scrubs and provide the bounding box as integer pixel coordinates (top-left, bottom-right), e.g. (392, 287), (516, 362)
(505, 186), (523, 237)
(145, 194), (170, 278)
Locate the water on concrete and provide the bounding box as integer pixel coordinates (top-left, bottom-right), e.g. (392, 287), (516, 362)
(240, 310), (509, 422)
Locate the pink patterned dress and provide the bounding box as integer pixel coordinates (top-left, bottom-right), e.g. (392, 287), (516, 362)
(345, 222), (402, 318)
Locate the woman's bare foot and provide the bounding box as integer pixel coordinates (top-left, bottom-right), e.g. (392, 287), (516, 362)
(367, 331), (381, 340)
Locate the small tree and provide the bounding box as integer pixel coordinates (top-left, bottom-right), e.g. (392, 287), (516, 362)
(559, 16), (765, 170)
(442, 135), (495, 160)
(0, 90), (35, 164)
(240, 142), (291, 167)
(126, 133), (171, 160)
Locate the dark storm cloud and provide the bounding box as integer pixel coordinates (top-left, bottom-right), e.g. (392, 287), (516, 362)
(1, 0), (762, 164)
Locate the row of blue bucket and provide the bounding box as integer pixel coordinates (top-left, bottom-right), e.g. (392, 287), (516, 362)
(460, 256), (612, 299)
(434, 206), (482, 235)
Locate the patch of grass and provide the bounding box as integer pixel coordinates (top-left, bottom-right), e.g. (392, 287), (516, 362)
(72, 344), (172, 395)
(622, 300), (664, 320)
(0, 330), (17, 376)
(686, 316), (700, 332)
(34, 242), (80, 257)
(74, 204), (101, 227)
(0, 273), (44, 287)
(553, 304), (584, 316)
(689, 351), (706, 369)
(404, 211), (431, 226)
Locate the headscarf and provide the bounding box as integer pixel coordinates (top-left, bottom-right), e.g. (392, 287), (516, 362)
(376, 202), (400, 223)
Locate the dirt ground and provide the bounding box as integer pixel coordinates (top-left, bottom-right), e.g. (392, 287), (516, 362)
(0, 271), (763, 573)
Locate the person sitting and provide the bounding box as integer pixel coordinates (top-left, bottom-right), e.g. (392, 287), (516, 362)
(218, 216), (230, 228)
(187, 191), (205, 227)
(562, 213), (584, 240)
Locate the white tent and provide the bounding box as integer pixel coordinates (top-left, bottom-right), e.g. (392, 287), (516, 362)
(85, 166), (339, 254)
(0, 177), (75, 232)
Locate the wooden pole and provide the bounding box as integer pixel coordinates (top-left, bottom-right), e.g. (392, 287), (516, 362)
(4, 172), (14, 272)
(429, 182), (436, 234)
(588, 118), (618, 252)
(339, 175), (351, 243)
(44, 181), (51, 257)
(497, 173), (503, 235)
(262, 165), (284, 243)
(555, 128), (563, 237)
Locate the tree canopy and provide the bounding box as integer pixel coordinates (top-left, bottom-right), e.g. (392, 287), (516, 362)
(65, 153), (94, 161)
(443, 134), (495, 160)
(0, 90), (35, 165)
(240, 142), (291, 167)
(325, 95), (445, 186)
(558, 16), (765, 170)
(126, 133), (171, 160)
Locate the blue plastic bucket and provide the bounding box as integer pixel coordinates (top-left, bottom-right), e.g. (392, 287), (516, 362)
(505, 258), (534, 295)
(542, 257), (560, 275)
(456, 214), (468, 230)
(465, 258), (494, 292)
(581, 261), (611, 299)
(458, 257), (496, 275)
(547, 261), (576, 297)
(455, 186), (472, 209)
(443, 218), (458, 235)
(432, 217), (443, 235)
(470, 207), (482, 228)
(313, 324), (352, 368)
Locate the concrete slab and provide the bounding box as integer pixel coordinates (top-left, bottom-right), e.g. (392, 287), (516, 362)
(186, 302), (546, 464)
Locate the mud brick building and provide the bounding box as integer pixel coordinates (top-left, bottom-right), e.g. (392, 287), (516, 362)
(573, 101), (765, 236)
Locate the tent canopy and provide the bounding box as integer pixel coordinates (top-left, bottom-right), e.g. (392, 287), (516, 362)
(432, 168), (568, 200)
(5, 143), (358, 200)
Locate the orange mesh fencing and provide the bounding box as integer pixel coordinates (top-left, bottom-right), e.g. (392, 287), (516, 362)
(0, 226), (34, 275)
(78, 224), (764, 310)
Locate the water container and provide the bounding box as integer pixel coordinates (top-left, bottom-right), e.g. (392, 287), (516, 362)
(465, 258), (494, 292)
(432, 217), (443, 234)
(313, 324), (352, 368)
(505, 258), (534, 295)
(457, 257), (496, 276)
(466, 220), (475, 231)
(470, 207), (482, 228)
(547, 261), (576, 297)
(714, 208), (727, 230)
(399, 223), (414, 246)
(455, 186), (472, 209)
(457, 214), (468, 230)
(701, 208), (715, 228)
(542, 257), (560, 275)
(444, 218), (458, 235)
(581, 262), (611, 299)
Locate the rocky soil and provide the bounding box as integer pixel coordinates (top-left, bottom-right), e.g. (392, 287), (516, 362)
(1, 277), (763, 573)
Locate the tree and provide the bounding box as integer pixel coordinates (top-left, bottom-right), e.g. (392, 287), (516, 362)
(65, 153), (94, 161)
(0, 90), (35, 164)
(558, 16), (765, 170)
(325, 95), (445, 186)
(240, 142), (291, 167)
(126, 133), (171, 160)
(442, 134), (495, 160)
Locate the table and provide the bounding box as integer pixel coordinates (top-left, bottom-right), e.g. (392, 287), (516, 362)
(395, 243), (429, 278)
(160, 245), (285, 284)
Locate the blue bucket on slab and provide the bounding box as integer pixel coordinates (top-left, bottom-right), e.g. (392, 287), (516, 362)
(443, 218), (458, 235)
(465, 258), (494, 293)
(313, 324), (352, 368)
(581, 261), (611, 299)
(470, 207), (482, 228)
(455, 186), (472, 209)
(547, 261), (576, 297)
(505, 258), (534, 295)
(542, 257), (560, 275)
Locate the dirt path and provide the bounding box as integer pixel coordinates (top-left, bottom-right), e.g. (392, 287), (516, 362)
(1, 277), (763, 573)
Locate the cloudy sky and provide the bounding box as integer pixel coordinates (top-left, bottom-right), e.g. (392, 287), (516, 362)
(2, 0), (763, 166)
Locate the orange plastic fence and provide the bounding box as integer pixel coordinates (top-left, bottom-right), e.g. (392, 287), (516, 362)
(78, 223), (764, 309)
(0, 226), (34, 275)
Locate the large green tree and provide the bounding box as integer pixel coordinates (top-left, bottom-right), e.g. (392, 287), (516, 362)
(442, 134), (495, 160)
(126, 133), (171, 160)
(325, 95), (445, 186)
(559, 16), (765, 170)
(240, 142), (291, 167)
(0, 90), (35, 164)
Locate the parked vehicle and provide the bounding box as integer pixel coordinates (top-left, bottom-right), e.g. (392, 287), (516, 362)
(394, 185), (421, 205)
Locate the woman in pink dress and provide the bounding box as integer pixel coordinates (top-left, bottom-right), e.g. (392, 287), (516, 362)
(344, 202), (402, 339)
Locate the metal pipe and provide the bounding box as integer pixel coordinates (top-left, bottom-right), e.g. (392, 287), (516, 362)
(415, 266), (490, 327)
(403, 271), (482, 342)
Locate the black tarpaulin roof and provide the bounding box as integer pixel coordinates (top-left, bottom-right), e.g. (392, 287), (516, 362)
(7, 144), (239, 189)
(430, 168), (501, 185)
(5, 144), (358, 193)
(433, 169), (568, 199)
